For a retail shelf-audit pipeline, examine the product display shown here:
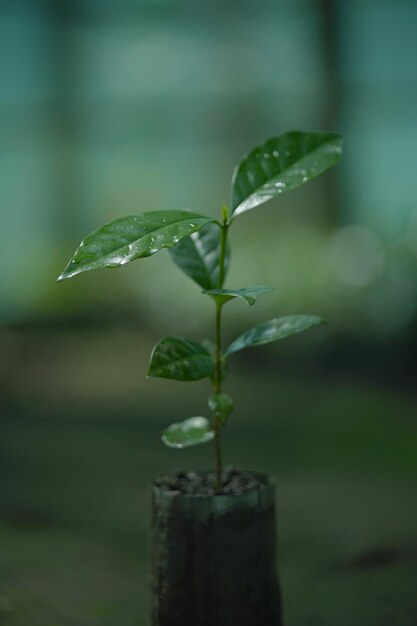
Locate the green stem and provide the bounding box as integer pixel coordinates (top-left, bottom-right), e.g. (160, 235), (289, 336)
(217, 222), (228, 289)
(213, 221), (229, 492)
(214, 304), (222, 491)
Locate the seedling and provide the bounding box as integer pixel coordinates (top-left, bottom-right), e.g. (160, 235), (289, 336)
(58, 131), (343, 490)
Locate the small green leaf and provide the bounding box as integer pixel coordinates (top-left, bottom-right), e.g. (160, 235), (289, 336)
(203, 286), (274, 306)
(225, 315), (326, 356)
(168, 222), (230, 290)
(231, 131), (343, 216)
(162, 416), (214, 448)
(208, 393), (234, 425)
(57, 210), (215, 281)
(221, 204), (229, 223)
(148, 337), (214, 381)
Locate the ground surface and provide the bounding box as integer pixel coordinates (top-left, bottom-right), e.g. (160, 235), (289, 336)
(1, 329), (416, 625)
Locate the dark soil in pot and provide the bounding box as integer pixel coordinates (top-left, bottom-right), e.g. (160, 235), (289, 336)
(151, 468), (283, 626)
(155, 466), (267, 496)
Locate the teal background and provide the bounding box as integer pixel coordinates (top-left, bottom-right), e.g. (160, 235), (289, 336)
(1, 1), (416, 624)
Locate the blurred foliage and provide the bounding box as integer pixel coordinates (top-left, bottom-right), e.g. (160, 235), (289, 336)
(0, 0), (416, 339)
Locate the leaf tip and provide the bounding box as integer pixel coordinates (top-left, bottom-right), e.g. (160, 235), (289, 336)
(56, 261), (80, 282)
(56, 270), (72, 283)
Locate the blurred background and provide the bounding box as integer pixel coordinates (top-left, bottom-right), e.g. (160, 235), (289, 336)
(1, 0), (416, 624)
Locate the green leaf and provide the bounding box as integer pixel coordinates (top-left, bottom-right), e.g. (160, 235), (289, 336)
(225, 315), (326, 356)
(147, 337), (214, 381)
(168, 222), (230, 290)
(203, 286), (274, 306)
(208, 393), (234, 425)
(231, 131), (343, 216)
(57, 210), (215, 281)
(162, 416), (214, 448)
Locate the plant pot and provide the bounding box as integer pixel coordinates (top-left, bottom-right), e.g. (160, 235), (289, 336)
(151, 471), (283, 626)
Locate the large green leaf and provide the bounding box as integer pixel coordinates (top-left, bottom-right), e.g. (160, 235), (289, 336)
(147, 337), (214, 381)
(225, 315), (326, 356)
(162, 416), (214, 448)
(168, 222), (230, 290)
(203, 286), (274, 306)
(57, 210), (215, 281)
(231, 131), (343, 216)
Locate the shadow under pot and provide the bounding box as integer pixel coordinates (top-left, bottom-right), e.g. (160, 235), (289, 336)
(150, 470), (283, 626)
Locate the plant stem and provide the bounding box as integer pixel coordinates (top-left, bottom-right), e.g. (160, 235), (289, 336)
(217, 222), (228, 289)
(214, 303), (223, 491)
(213, 221), (228, 492)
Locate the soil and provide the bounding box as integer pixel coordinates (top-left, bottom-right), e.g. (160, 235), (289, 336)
(154, 466), (267, 496)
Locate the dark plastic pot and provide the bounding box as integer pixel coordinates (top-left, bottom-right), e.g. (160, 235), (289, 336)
(150, 472), (283, 626)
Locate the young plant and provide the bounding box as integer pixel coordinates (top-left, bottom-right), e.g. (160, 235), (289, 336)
(58, 131), (343, 490)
